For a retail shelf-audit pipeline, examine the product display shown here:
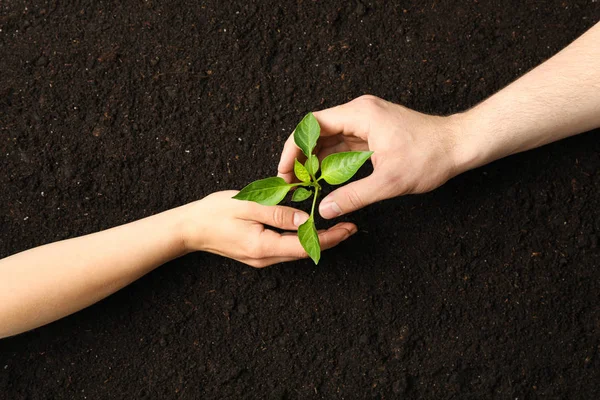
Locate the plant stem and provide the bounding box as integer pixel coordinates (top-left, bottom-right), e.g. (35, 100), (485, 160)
(310, 186), (319, 218)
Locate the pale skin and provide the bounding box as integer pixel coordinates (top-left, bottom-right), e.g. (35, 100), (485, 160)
(1, 22), (599, 339)
(0, 192), (357, 338)
(279, 22), (600, 219)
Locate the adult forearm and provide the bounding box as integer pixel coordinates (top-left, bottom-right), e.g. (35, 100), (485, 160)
(454, 22), (600, 172)
(0, 207), (187, 338)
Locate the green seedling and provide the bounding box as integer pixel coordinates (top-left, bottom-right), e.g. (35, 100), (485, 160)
(233, 113), (373, 264)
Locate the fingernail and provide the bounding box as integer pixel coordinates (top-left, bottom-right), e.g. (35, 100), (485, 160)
(319, 201), (342, 219)
(350, 226), (358, 235)
(293, 212), (309, 227)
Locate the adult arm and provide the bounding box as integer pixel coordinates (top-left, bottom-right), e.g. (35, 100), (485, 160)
(278, 22), (600, 218)
(0, 191), (356, 338)
(457, 21), (600, 171)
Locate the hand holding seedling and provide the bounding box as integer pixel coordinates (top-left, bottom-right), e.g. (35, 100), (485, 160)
(277, 96), (462, 219)
(233, 113), (373, 264)
(279, 23), (600, 217)
(0, 190), (356, 338)
(183, 191), (357, 267)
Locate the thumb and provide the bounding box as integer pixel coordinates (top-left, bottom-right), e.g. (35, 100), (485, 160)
(319, 175), (385, 219)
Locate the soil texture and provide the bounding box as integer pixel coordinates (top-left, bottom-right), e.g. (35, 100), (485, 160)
(1, 1), (599, 399)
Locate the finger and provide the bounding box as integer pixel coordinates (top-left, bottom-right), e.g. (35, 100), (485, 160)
(313, 99), (371, 139)
(317, 222), (358, 250)
(282, 222), (358, 242)
(255, 222), (358, 261)
(256, 229), (307, 259)
(244, 203), (310, 230)
(277, 133), (304, 183)
(243, 255), (301, 268)
(319, 174), (388, 219)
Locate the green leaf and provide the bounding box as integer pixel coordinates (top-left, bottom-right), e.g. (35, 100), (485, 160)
(320, 151), (374, 185)
(298, 217), (320, 264)
(294, 159), (311, 183)
(291, 187), (312, 202)
(233, 177), (291, 205)
(305, 155), (319, 176)
(293, 112), (320, 158)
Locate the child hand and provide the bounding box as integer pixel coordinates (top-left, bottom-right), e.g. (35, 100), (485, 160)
(181, 191), (357, 267)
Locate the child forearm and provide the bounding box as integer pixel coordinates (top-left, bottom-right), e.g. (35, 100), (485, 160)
(0, 206), (188, 339)
(0, 191), (355, 338)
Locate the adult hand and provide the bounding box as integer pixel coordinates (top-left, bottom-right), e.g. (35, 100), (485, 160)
(277, 95), (463, 219)
(182, 191), (357, 268)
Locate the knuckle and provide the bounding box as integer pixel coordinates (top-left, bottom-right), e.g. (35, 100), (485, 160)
(356, 94), (380, 103)
(380, 169), (400, 187)
(354, 94), (383, 111)
(271, 207), (287, 227)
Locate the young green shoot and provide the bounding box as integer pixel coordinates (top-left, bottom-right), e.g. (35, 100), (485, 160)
(233, 113), (373, 264)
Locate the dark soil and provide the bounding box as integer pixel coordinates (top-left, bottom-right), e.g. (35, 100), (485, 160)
(1, 1), (599, 399)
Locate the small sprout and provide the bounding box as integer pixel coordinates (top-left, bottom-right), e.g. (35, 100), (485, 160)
(234, 112), (373, 264)
(291, 187), (312, 202)
(294, 159), (311, 183)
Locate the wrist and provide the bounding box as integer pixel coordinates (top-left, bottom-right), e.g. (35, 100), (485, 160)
(176, 200), (209, 255)
(164, 204), (196, 256)
(445, 111), (489, 176)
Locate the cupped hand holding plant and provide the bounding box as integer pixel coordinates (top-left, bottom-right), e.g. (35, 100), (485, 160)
(277, 95), (462, 219)
(233, 113), (373, 264)
(183, 191), (357, 268)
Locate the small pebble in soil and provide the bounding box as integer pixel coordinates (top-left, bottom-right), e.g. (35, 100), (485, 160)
(559, 257), (568, 266)
(86, 57), (96, 70)
(35, 56), (48, 66)
(165, 86), (177, 99)
(355, 2), (367, 17)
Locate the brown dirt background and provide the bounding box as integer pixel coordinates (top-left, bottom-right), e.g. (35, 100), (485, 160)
(1, 1), (599, 399)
